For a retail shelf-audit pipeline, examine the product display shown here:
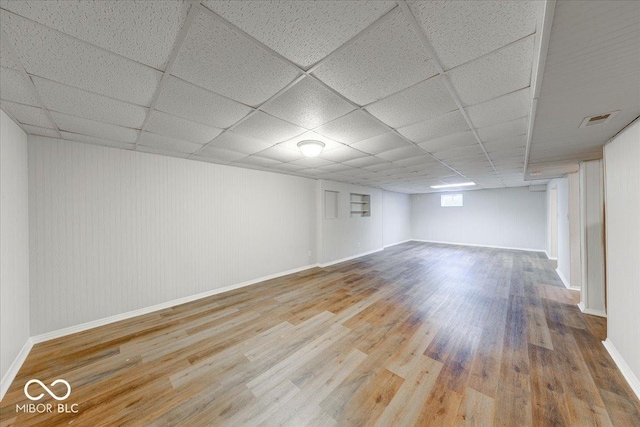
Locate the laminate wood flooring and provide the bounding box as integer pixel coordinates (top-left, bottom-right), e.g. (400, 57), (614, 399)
(2, 242), (639, 426)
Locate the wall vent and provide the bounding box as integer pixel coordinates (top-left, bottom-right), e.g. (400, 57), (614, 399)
(579, 110), (619, 128)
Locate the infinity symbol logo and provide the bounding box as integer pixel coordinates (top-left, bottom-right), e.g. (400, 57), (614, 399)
(24, 379), (72, 401)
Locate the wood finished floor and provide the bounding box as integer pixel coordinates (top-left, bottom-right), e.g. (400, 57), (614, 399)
(2, 242), (639, 426)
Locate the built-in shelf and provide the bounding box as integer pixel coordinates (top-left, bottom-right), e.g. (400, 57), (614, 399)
(350, 193), (371, 217)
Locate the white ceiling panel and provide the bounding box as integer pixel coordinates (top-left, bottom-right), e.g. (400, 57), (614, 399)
(343, 155), (385, 168)
(1, 100), (53, 128)
(393, 155), (436, 168)
(432, 144), (484, 160)
(349, 132), (412, 155)
(376, 145), (426, 162)
(272, 163), (307, 172)
(361, 162), (397, 172)
(312, 8), (437, 105)
(261, 77), (355, 129)
(365, 76), (457, 128)
(408, 0), (540, 70)
(171, 11), (300, 106)
(476, 117), (527, 142)
(448, 36), (534, 106)
(277, 131), (345, 152)
(51, 111), (138, 143)
(235, 155), (283, 168)
(315, 110), (388, 144)
(466, 88), (531, 129)
(201, 0), (395, 69)
(253, 145), (304, 163)
(208, 132), (272, 155)
(138, 131), (202, 154)
(155, 76), (252, 129)
(147, 110), (222, 145)
(195, 145), (247, 163)
(417, 130), (477, 153)
(319, 145), (368, 163)
(20, 124), (58, 138)
(290, 156), (334, 168)
(1, 0), (190, 70)
(0, 36), (21, 70)
(297, 168), (327, 176)
(60, 131), (134, 150)
(483, 136), (526, 153)
(33, 77), (148, 128)
(232, 111), (305, 144)
(0, 67), (38, 106)
(318, 163), (354, 173)
(1, 12), (162, 106)
(398, 110), (469, 143)
(136, 145), (191, 159)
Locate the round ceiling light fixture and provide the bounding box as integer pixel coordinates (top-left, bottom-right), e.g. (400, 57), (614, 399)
(297, 140), (325, 157)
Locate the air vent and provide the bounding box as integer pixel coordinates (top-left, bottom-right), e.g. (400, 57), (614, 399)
(579, 110), (619, 128)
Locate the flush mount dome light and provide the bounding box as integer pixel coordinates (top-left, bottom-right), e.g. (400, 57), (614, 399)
(297, 140), (325, 157)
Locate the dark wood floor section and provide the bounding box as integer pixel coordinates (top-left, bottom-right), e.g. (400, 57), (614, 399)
(2, 242), (639, 426)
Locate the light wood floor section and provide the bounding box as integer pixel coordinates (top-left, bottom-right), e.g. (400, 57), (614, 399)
(2, 242), (639, 426)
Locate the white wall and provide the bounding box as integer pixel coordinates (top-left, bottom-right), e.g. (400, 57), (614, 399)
(411, 187), (546, 251)
(547, 177), (571, 286)
(319, 180), (383, 265)
(568, 172), (581, 288)
(28, 137), (317, 335)
(604, 118), (640, 395)
(0, 111), (30, 388)
(382, 191), (411, 247)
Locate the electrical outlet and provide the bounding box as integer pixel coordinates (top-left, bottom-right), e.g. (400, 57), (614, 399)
(307, 250), (312, 257)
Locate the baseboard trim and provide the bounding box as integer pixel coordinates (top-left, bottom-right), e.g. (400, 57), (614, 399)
(319, 248), (384, 268)
(411, 239), (546, 253)
(578, 302), (607, 318)
(383, 239), (411, 249)
(602, 338), (640, 401)
(31, 263), (319, 345)
(556, 268), (570, 289)
(0, 337), (34, 401)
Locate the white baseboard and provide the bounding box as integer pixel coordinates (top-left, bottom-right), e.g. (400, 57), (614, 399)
(602, 338), (640, 401)
(318, 248), (384, 268)
(0, 337), (34, 401)
(578, 302), (607, 318)
(411, 239), (546, 253)
(383, 239), (411, 249)
(31, 262), (319, 344)
(556, 268), (570, 289)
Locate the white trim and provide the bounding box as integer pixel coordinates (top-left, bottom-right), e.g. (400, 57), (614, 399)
(602, 338), (640, 401)
(556, 268), (569, 288)
(318, 248), (384, 268)
(383, 239), (411, 249)
(578, 302), (607, 318)
(30, 263), (318, 344)
(0, 338), (34, 401)
(410, 239), (546, 253)
(548, 256), (558, 261)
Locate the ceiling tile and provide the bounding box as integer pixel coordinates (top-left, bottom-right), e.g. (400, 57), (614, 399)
(60, 131), (135, 150)
(361, 162), (398, 172)
(1, 100), (53, 128)
(432, 144), (484, 160)
(272, 163), (307, 172)
(0, 67), (38, 106)
(319, 163), (356, 173)
(155, 76), (252, 129)
(51, 111), (138, 142)
(376, 145), (426, 162)
(318, 145), (368, 163)
(277, 131), (345, 153)
(297, 168), (326, 176)
(393, 155), (435, 168)
(33, 77), (148, 128)
(261, 77), (355, 129)
(365, 76), (457, 128)
(417, 130), (477, 152)
(147, 110), (222, 145)
(343, 155), (385, 168)
(340, 167), (377, 177)
(236, 156), (283, 168)
(466, 88), (531, 128)
(448, 36), (535, 106)
(21, 124), (58, 138)
(195, 145), (247, 163)
(312, 9), (437, 105)
(232, 111), (305, 144)
(136, 145), (190, 159)
(172, 11), (300, 106)
(253, 145), (304, 163)
(483, 135), (526, 153)
(1, 0), (190, 70)
(349, 132), (412, 154)
(208, 132), (273, 155)
(476, 117), (528, 142)
(202, 0), (395, 68)
(290, 156), (334, 168)
(315, 110), (388, 144)
(138, 131), (202, 154)
(409, 0), (540, 70)
(0, 36), (21, 70)
(1, 12), (162, 106)
(398, 110), (469, 143)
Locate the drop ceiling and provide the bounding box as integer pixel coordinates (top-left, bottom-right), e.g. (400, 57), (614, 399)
(0, 0), (638, 194)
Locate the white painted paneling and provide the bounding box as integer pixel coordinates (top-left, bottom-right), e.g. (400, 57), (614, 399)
(547, 177), (571, 286)
(568, 171), (581, 288)
(27, 137), (317, 334)
(412, 187), (546, 251)
(319, 180), (383, 264)
(0, 111), (30, 389)
(382, 191), (411, 247)
(604, 118), (640, 394)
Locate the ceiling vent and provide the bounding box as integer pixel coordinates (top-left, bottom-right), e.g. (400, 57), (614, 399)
(579, 110), (619, 128)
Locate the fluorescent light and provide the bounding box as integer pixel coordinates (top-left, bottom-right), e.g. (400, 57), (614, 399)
(297, 140), (325, 157)
(430, 182), (476, 189)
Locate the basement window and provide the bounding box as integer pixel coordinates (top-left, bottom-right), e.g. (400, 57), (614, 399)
(441, 194), (463, 207)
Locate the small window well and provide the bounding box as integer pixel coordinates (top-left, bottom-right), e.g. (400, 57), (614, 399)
(441, 194), (463, 207)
